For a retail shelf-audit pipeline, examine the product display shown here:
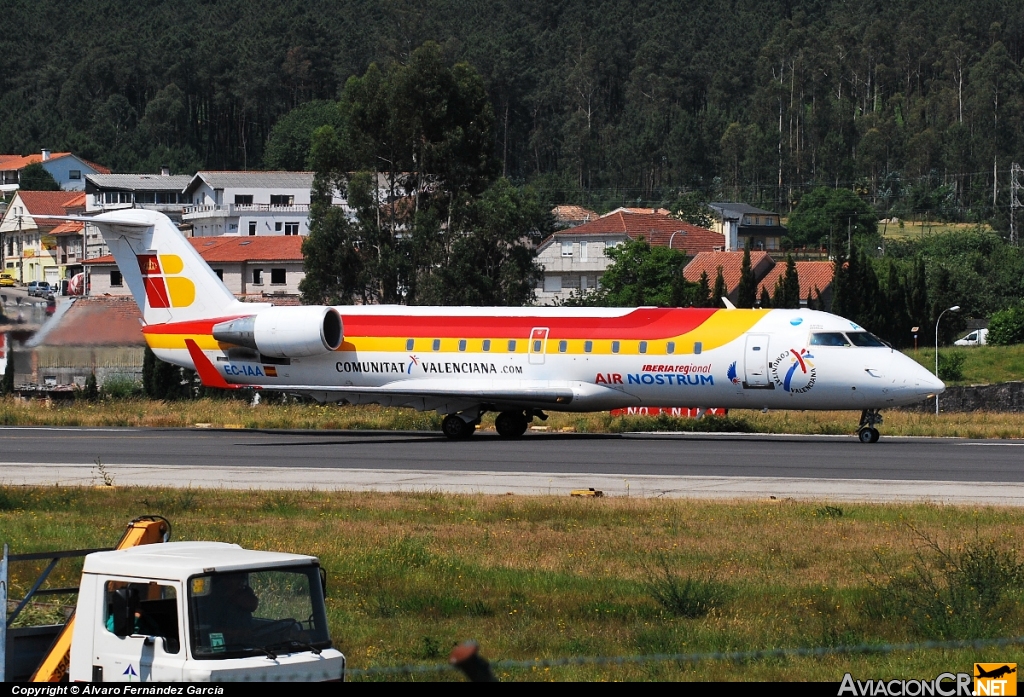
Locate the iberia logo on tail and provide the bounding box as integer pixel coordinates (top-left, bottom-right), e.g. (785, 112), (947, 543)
(139, 254), (195, 308)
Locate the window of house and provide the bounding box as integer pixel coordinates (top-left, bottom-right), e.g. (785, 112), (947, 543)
(458, 339), (467, 352)
(110, 270), (122, 287)
(270, 269), (286, 285)
(544, 276), (562, 293)
(584, 340), (593, 353)
(270, 195), (293, 206)
(580, 241), (588, 261)
(136, 192), (155, 204)
(743, 216), (751, 225)
(561, 241), (573, 257)
(507, 340), (517, 352)
(580, 275), (588, 291)
(248, 221), (257, 236)
(120, 192), (132, 204)
(766, 217), (774, 226)
(275, 222), (283, 232)
(432, 339), (441, 351)
(406, 339), (415, 350)
(284, 222), (299, 236)
(482, 339), (491, 352)
(234, 195), (253, 205)
(69, 170), (81, 180)
(558, 340), (567, 353)
(612, 341), (620, 354)
(104, 192), (118, 204)
(214, 269), (223, 280)
(252, 269), (263, 285)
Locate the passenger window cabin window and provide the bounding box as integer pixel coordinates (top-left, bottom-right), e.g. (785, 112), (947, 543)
(694, 342), (702, 354)
(482, 339), (491, 352)
(584, 340), (593, 353)
(406, 339), (415, 351)
(508, 340), (516, 352)
(666, 341), (675, 354)
(639, 341), (648, 354)
(612, 341), (620, 354)
(533, 340), (542, 352)
(432, 339), (441, 351)
(558, 340), (567, 353)
(458, 339), (467, 352)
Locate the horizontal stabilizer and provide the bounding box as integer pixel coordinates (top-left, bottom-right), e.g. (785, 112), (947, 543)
(26, 213), (154, 228)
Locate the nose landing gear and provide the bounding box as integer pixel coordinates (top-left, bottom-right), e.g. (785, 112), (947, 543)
(857, 409), (882, 443)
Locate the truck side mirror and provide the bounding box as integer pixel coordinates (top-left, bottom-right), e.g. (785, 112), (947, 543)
(319, 567), (328, 598)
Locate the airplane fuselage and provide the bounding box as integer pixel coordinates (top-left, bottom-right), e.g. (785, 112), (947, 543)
(145, 305), (943, 413)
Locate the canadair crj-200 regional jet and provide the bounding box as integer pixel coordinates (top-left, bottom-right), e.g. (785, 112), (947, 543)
(51, 210), (944, 442)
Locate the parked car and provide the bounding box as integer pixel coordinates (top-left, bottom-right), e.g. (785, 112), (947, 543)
(27, 280), (51, 297)
(954, 328), (988, 346)
(0, 273), (15, 287)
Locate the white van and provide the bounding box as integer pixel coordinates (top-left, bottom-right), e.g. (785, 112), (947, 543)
(954, 328), (988, 346)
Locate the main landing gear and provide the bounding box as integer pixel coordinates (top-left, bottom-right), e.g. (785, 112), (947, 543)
(442, 409), (545, 439)
(442, 412), (479, 439)
(858, 409), (882, 443)
(494, 410), (529, 438)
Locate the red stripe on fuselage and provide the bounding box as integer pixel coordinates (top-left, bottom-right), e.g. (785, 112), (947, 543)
(341, 308), (718, 340)
(141, 308), (719, 341)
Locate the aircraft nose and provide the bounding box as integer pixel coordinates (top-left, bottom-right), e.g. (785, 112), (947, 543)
(896, 352), (945, 394)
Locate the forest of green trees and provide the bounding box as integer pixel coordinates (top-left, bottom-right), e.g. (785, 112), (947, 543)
(3, 0), (1024, 224)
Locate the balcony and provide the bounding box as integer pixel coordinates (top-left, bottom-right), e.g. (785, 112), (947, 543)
(183, 203), (311, 220)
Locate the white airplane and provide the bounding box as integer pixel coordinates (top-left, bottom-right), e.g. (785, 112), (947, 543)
(57, 209), (943, 442)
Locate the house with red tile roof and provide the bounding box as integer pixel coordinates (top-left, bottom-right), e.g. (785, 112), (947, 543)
(535, 210), (724, 303)
(0, 190), (86, 286)
(552, 205), (598, 228)
(12, 296), (147, 390)
(756, 260), (834, 307)
(682, 251), (775, 305)
(0, 149), (110, 192)
(85, 236), (306, 300)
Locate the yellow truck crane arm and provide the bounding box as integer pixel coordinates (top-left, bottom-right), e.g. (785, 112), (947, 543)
(30, 516), (171, 682)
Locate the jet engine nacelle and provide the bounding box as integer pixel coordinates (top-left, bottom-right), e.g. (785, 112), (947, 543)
(212, 306), (343, 358)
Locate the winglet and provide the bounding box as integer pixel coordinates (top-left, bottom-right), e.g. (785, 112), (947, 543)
(184, 339), (238, 390)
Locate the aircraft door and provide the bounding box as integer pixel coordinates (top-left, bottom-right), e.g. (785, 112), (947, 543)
(529, 327), (548, 365)
(744, 334), (770, 386)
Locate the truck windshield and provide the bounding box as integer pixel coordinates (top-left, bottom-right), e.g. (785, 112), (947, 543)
(188, 566), (330, 660)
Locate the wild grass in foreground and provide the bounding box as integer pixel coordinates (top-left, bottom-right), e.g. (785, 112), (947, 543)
(1, 487), (1022, 681)
(1, 397), (1022, 438)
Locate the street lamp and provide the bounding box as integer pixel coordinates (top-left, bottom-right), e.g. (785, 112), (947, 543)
(935, 305), (961, 415)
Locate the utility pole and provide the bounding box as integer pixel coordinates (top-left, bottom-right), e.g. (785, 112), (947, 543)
(1011, 162), (1022, 247)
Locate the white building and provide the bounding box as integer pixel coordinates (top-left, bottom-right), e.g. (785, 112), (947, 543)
(0, 150), (110, 192)
(84, 171), (194, 258)
(181, 171), (318, 238)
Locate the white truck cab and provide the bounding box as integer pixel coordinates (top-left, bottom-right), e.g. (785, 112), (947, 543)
(67, 542), (345, 682)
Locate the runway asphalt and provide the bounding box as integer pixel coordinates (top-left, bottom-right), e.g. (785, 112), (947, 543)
(3, 427), (1024, 504)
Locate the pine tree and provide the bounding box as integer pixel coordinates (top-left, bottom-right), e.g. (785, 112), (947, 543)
(782, 255), (800, 309)
(696, 270), (711, 307)
(712, 266), (727, 307)
(736, 242), (756, 308)
(84, 372), (99, 401)
(759, 286), (772, 308)
(143, 347), (157, 398)
(908, 256), (929, 331)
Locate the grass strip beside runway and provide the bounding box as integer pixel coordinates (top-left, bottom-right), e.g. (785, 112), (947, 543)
(1, 396), (1023, 438)
(2, 486), (1022, 681)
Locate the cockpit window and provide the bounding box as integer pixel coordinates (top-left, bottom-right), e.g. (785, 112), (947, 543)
(847, 331), (888, 347)
(809, 332), (851, 347)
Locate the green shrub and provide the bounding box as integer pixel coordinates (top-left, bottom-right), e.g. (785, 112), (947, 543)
(937, 351), (965, 381)
(988, 304), (1024, 346)
(644, 553), (729, 618)
(102, 374), (142, 399)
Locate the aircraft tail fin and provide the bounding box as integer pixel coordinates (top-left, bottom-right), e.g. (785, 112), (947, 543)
(77, 210), (244, 325)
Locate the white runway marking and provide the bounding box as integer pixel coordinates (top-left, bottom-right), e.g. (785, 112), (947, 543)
(2, 462), (1023, 506)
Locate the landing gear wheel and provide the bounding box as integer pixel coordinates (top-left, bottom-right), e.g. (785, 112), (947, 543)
(495, 411), (528, 438)
(857, 409), (883, 443)
(442, 414), (475, 439)
(858, 427), (880, 444)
